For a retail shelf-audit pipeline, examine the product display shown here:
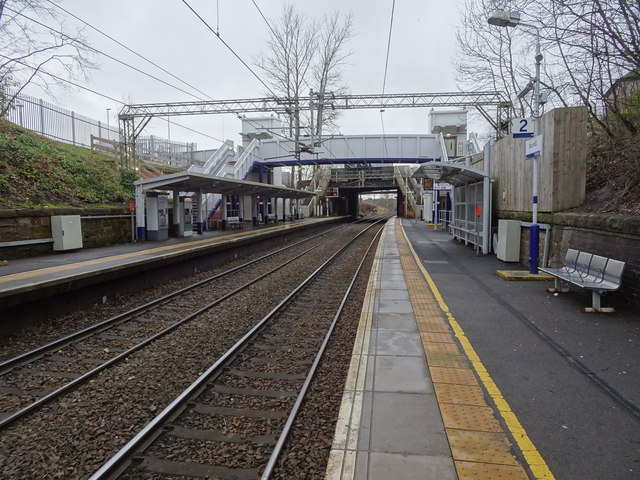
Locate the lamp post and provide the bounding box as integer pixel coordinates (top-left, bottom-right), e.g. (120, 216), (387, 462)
(488, 10), (543, 274)
(106, 108), (111, 138)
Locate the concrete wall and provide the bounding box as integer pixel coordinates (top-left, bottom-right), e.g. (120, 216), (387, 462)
(498, 210), (640, 310)
(0, 207), (133, 259)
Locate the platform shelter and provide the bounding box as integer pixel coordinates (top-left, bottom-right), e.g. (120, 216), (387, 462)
(134, 172), (315, 241)
(413, 161), (491, 254)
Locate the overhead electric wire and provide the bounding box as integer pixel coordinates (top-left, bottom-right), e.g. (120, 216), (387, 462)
(7, 6), (208, 102)
(2, 54), (123, 105)
(381, 0), (396, 97)
(46, 0), (214, 102)
(249, 0), (314, 96)
(250, 0), (278, 39)
(380, 0), (397, 158)
(181, 0), (281, 101)
(1, 55), (223, 144)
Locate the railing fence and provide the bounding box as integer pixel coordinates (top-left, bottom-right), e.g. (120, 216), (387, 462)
(1, 88), (202, 168)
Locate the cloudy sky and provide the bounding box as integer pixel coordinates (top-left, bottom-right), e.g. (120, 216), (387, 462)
(20, 0), (467, 150)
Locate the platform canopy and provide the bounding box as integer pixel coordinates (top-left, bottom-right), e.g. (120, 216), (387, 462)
(411, 162), (488, 186)
(412, 161), (491, 255)
(134, 171), (315, 200)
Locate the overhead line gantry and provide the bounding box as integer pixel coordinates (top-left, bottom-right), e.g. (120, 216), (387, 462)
(119, 91), (511, 168)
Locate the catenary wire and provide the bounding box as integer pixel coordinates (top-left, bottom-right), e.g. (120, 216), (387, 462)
(249, 0), (315, 96)
(45, 0), (214, 102)
(380, 0), (397, 158)
(2, 55), (224, 143)
(181, 0), (281, 101)
(6, 6), (208, 102)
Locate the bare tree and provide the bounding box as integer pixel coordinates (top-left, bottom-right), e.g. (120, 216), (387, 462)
(255, 3), (317, 139)
(455, 0), (640, 136)
(255, 4), (353, 142)
(312, 11), (353, 139)
(0, 0), (95, 117)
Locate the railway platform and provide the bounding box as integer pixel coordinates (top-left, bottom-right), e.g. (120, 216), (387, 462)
(1, 215), (638, 479)
(327, 217), (640, 480)
(0, 216), (341, 312)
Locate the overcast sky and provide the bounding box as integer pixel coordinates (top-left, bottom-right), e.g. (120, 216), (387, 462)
(24, 0), (466, 150)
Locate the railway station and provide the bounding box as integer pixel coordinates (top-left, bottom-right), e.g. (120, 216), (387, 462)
(1, 67), (638, 480)
(1, 144), (638, 480)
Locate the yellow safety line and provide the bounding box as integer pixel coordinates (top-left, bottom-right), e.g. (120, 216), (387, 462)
(400, 223), (555, 480)
(0, 225), (285, 284)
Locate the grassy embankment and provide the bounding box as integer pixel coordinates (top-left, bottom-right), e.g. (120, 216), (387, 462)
(0, 119), (136, 209)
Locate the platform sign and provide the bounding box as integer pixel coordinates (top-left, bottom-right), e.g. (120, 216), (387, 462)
(526, 135), (543, 158)
(512, 117), (535, 138)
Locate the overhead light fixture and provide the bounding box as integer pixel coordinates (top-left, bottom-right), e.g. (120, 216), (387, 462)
(517, 81), (534, 99)
(487, 10), (521, 28)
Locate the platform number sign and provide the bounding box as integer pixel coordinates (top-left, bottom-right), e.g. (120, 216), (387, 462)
(512, 117), (535, 138)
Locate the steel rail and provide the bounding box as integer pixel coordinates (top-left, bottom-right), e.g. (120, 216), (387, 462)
(261, 220), (385, 479)
(0, 224), (356, 430)
(89, 219), (386, 480)
(0, 224), (346, 374)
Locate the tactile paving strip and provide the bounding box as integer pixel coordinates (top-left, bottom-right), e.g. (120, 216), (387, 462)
(430, 366), (479, 386)
(395, 222), (534, 479)
(455, 460), (530, 480)
(439, 403), (503, 432)
(434, 383), (487, 406)
(447, 429), (522, 466)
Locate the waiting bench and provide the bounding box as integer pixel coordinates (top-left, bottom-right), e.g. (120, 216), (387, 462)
(226, 217), (243, 229)
(265, 214), (277, 224)
(540, 248), (625, 313)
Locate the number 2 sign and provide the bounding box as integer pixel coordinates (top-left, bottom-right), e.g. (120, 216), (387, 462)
(512, 117), (535, 138)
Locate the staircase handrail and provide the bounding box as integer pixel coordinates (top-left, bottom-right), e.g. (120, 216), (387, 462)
(189, 141), (234, 175)
(230, 138), (261, 180)
(437, 133), (449, 163)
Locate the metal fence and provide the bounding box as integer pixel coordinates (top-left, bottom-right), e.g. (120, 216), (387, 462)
(1, 88), (201, 167)
(2, 88), (119, 146)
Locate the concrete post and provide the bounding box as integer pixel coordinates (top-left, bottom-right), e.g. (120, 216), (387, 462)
(173, 190), (180, 237)
(196, 191), (204, 234)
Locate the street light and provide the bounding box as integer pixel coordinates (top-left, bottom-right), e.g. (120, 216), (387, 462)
(106, 108), (111, 137)
(488, 10), (543, 274)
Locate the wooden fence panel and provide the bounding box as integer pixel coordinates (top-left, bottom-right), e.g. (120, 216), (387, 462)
(491, 106), (587, 214)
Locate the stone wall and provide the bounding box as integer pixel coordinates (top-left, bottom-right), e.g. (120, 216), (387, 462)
(498, 210), (640, 309)
(0, 207), (133, 259)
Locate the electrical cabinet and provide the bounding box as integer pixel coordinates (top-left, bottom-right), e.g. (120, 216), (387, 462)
(496, 219), (521, 262)
(51, 215), (83, 251)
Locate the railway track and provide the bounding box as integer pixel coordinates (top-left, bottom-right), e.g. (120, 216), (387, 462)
(0, 222), (362, 429)
(88, 219), (385, 479)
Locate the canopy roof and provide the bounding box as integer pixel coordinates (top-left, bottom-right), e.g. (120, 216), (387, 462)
(412, 162), (487, 187)
(134, 172), (315, 200)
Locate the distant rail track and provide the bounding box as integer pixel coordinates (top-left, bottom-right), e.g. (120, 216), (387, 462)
(0, 217), (387, 479)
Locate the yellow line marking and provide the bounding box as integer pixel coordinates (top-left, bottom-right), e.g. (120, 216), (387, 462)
(399, 222), (555, 480)
(0, 226), (284, 284)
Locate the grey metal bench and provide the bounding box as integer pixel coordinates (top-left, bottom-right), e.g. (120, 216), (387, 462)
(541, 249), (625, 313)
(227, 216), (243, 229)
(266, 214), (277, 224)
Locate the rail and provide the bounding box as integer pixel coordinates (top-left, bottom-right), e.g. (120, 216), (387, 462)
(0, 225), (348, 429)
(88, 220), (385, 479)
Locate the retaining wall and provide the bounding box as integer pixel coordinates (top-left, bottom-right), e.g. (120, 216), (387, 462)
(498, 210), (640, 310)
(0, 207), (133, 259)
